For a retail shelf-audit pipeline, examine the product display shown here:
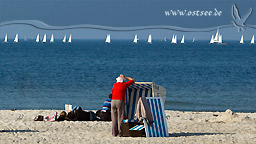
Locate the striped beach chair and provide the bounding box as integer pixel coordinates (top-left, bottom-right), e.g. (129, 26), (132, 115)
(144, 97), (169, 137)
(125, 82), (166, 120)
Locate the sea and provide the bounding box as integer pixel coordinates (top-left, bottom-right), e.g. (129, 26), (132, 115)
(0, 40), (255, 112)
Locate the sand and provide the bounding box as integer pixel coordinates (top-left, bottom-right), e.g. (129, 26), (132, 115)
(0, 109), (255, 144)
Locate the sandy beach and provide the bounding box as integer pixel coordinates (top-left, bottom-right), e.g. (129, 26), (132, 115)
(0, 109), (255, 144)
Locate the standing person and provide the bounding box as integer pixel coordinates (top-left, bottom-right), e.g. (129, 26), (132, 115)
(111, 74), (135, 137)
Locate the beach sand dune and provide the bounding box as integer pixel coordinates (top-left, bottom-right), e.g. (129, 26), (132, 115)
(0, 110), (255, 144)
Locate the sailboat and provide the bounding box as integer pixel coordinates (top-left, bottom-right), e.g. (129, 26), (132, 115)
(50, 34), (54, 43)
(105, 34), (110, 43)
(213, 28), (219, 42)
(147, 35), (152, 44)
(211, 28), (223, 44)
(36, 34), (40, 43)
(192, 38), (195, 43)
(42, 34), (47, 43)
(163, 37), (167, 42)
(240, 35), (244, 44)
(68, 34), (72, 43)
(62, 35), (66, 43)
(218, 35), (222, 44)
(210, 35), (214, 44)
(180, 35), (185, 44)
(3, 34), (8, 43)
(171, 35), (177, 44)
(133, 34), (138, 43)
(14, 34), (18, 43)
(250, 35), (254, 44)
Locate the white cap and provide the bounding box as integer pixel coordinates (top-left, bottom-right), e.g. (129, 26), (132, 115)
(116, 76), (124, 82)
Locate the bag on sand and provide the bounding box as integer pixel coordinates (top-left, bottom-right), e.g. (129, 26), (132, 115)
(89, 111), (97, 121)
(96, 110), (111, 121)
(34, 115), (44, 121)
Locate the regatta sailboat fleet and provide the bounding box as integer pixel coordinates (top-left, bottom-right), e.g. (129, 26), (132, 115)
(210, 28), (222, 44)
(133, 34), (138, 43)
(105, 34), (110, 43)
(36, 34), (40, 43)
(251, 35), (254, 44)
(3, 34), (8, 43)
(14, 34), (18, 43)
(240, 35), (244, 44)
(171, 35), (177, 44)
(147, 35), (152, 44)
(50, 34), (54, 43)
(4, 32), (256, 44)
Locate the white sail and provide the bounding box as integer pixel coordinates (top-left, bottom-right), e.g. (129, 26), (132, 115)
(42, 34), (47, 43)
(164, 37), (167, 42)
(50, 34), (54, 43)
(171, 35), (174, 43)
(251, 35), (254, 44)
(147, 35), (152, 44)
(68, 34), (72, 43)
(14, 34), (18, 43)
(192, 38), (195, 43)
(62, 35), (66, 43)
(210, 35), (214, 44)
(4, 34), (8, 43)
(36, 34), (40, 43)
(181, 35), (185, 44)
(133, 34), (138, 43)
(240, 35), (244, 44)
(105, 34), (111, 43)
(218, 35), (222, 44)
(214, 28), (219, 41)
(171, 35), (177, 44)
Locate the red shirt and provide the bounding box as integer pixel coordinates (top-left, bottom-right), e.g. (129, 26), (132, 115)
(112, 80), (134, 102)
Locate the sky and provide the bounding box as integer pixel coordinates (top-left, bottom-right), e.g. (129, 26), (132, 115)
(0, 0), (255, 28)
(0, 0), (256, 40)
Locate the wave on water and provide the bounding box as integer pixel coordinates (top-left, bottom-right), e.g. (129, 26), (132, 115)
(0, 20), (238, 32)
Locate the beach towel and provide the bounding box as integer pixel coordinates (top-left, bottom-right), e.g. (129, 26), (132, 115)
(136, 97), (154, 125)
(43, 112), (57, 122)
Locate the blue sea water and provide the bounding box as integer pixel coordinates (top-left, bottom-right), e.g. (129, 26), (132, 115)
(0, 40), (255, 112)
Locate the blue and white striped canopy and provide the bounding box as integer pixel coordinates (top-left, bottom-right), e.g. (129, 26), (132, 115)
(125, 83), (153, 119)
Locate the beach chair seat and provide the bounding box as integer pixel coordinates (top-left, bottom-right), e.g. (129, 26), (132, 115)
(129, 125), (146, 137)
(122, 119), (138, 137)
